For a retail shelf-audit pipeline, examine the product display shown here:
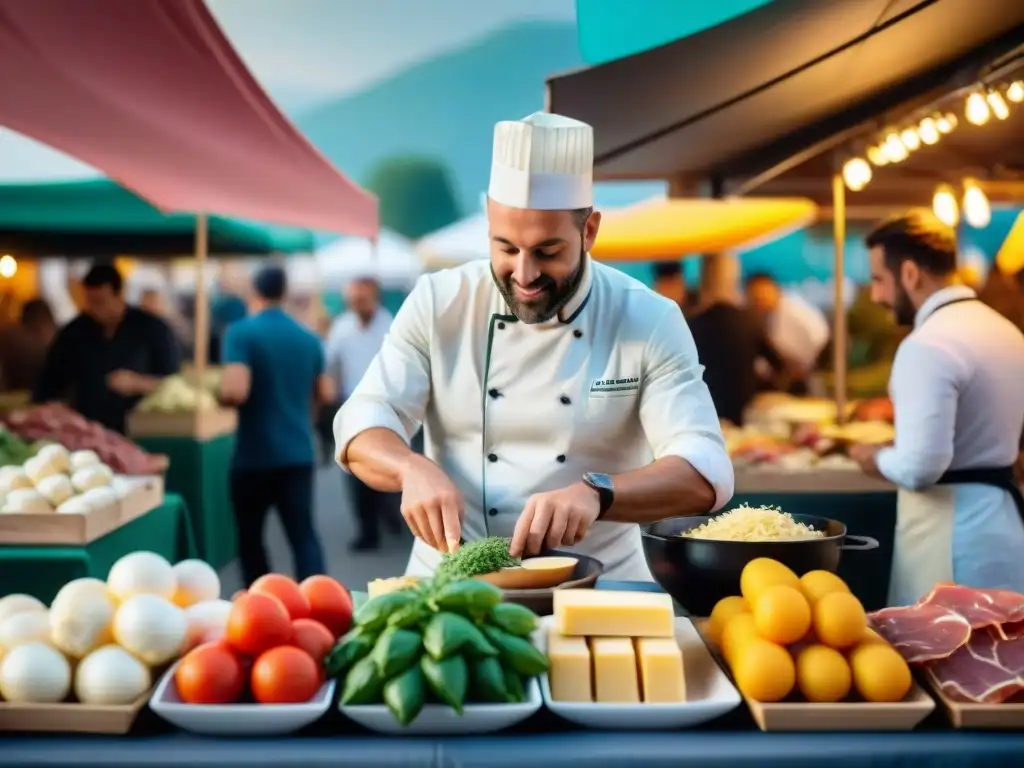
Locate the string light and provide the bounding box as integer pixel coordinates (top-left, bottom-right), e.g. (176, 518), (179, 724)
(933, 185), (959, 227)
(899, 128), (921, 151)
(917, 117), (940, 145)
(866, 145), (889, 166)
(965, 91), (991, 125)
(986, 89), (1010, 120)
(1008, 81), (1024, 104)
(936, 112), (957, 133)
(0, 255), (16, 279)
(962, 180), (991, 229)
(842, 158), (872, 191)
(882, 132), (909, 162)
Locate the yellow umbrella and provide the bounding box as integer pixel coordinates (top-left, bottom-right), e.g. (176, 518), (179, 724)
(995, 210), (1024, 276)
(591, 197), (818, 261)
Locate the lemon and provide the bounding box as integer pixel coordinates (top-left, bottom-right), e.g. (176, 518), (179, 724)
(799, 570), (850, 605)
(812, 592), (867, 649)
(753, 585), (811, 645)
(707, 596), (750, 646)
(733, 639), (795, 702)
(795, 644), (851, 702)
(721, 612), (759, 666)
(849, 643), (911, 703)
(740, 558), (801, 604)
(860, 627), (888, 646)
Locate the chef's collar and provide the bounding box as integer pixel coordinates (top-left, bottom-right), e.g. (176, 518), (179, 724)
(914, 284), (976, 329)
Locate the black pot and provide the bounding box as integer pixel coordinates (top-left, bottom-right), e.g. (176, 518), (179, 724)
(641, 515), (878, 617)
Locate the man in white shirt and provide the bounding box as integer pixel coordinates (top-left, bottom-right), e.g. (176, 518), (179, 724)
(745, 273), (830, 392)
(850, 209), (1024, 606)
(324, 277), (399, 551)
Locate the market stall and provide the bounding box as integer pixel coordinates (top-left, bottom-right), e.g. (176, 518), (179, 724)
(315, 229), (421, 291)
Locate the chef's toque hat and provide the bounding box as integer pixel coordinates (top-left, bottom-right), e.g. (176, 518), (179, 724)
(488, 112), (594, 211)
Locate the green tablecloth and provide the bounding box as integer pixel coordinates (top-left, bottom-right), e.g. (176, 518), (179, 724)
(0, 493), (197, 604)
(136, 434), (237, 569)
(734, 491), (896, 612)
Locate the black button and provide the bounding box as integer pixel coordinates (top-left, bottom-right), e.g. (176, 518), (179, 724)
(488, 388), (501, 399)
(487, 453), (498, 462)
(498, 321), (506, 330)
(573, 329), (583, 338)
(556, 454), (566, 463)
(559, 395), (571, 405)
(488, 508), (499, 517)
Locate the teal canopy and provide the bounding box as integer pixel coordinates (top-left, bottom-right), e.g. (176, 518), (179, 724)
(0, 179), (314, 256)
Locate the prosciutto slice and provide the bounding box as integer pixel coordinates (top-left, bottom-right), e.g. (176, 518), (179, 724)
(925, 628), (1024, 703)
(920, 583), (1024, 634)
(869, 603), (972, 664)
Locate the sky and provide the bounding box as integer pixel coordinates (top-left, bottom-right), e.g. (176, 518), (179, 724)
(0, 0), (577, 181)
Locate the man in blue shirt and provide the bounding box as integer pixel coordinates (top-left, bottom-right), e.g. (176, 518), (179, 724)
(220, 266), (330, 585)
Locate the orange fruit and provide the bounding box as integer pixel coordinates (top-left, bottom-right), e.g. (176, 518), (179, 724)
(250, 574), (311, 621)
(753, 585), (811, 645)
(299, 576), (353, 638)
(175, 642), (246, 704)
(226, 593), (293, 656)
(290, 618), (334, 667)
(251, 646), (321, 704)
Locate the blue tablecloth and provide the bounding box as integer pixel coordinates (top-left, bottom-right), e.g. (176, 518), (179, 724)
(5, 580), (1024, 768)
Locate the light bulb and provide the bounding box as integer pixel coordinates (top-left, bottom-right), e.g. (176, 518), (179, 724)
(936, 112), (957, 133)
(842, 158), (872, 192)
(0, 255), (16, 279)
(962, 182), (991, 229)
(883, 132), (908, 162)
(965, 92), (990, 125)
(866, 145), (889, 166)
(932, 185), (959, 227)
(899, 128), (921, 151)
(1008, 81), (1024, 104)
(918, 117), (940, 145)
(986, 90), (1010, 120)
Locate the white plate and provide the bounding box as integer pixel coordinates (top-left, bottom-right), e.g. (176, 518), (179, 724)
(537, 615), (742, 730)
(340, 676), (542, 735)
(149, 662), (335, 736)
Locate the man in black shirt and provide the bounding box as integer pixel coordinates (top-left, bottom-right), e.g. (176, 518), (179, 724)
(33, 264), (181, 433)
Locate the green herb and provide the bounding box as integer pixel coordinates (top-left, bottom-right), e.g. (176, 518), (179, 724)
(436, 536), (519, 580)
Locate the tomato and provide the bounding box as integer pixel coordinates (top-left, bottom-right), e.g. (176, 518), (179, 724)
(250, 574), (311, 621)
(251, 646), (321, 704)
(299, 576), (353, 638)
(175, 642), (246, 704)
(226, 593), (292, 656)
(231, 589), (247, 601)
(290, 618), (334, 667)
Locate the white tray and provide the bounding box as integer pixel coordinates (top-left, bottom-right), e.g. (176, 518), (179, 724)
(537, 615), (742, 730)
(340, 676), (542, 735)
(149, 662), (335, 736)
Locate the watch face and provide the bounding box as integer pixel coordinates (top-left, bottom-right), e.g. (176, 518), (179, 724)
(586, 472), (614, 491)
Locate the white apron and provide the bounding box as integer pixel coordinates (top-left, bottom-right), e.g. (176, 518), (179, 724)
(335, 258), (733, 584)
(888, 487), (956, 607)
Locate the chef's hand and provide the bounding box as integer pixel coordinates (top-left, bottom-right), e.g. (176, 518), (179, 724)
(107, 370), (144, 396)
(399, 454), (464, 554)
(510, 482), (601, 558)
(849, 443), (883, 477)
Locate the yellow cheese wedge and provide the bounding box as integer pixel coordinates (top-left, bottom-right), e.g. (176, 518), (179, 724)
(635, 637), (686, 703)
(547, 630), (593, 702)
(367, 576), (419, 600)
(553, 590), (675, 637)
(591, 637), (641, 703)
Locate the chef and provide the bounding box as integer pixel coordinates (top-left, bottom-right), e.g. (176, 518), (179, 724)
(334, 112), (733, 579)
(849, 209), (1024, 606)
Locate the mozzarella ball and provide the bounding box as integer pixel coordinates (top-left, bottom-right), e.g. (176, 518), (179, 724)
(0, 642), (71, 703)
(107, 551), (176, 601)
(35, 444), (70, 474)
(3, 488), (53, 514)
(35, 474), (75, 507)
(74, 645), (151, 705)
(113, 595), (187, 666)
(68, 450), (101, 471)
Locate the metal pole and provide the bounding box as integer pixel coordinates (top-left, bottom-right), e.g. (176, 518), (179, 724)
(192, 213), (210, 403)
(831, 173), (848, 425)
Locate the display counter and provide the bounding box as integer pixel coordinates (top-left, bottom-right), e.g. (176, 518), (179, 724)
(0, 493), (196, 604)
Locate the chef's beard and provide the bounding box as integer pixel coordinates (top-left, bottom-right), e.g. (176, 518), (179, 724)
(891, 282), (917, 326)
(492, 247), (586, 324)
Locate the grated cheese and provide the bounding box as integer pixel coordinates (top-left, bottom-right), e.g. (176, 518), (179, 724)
(681, 504), (825, 542)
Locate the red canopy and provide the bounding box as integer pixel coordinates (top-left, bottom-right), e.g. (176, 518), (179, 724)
(0, 0), (378, 238)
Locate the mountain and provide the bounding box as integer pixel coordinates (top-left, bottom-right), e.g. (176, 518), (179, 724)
(297, 21), (584, 217)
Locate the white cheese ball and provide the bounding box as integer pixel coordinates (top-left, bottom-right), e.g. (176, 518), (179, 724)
(112, 595), (187, 666)
(182, 599), (232, 651)
(0, 642), (71, 703)
(24, 454), (60, 486)
(81, 486), (119, 511)
(171, 560), (221, 608)
(74, 645), (151, 705)
(107, 551), (176, 601)
(68, 450), (101, 472)
(51, 578), (112, 613)
(35, 474), (74, 507)
(35, 444), (70, 474)
(71, 467), (110, 494)
(56, 496), (92, 515)
(0, 466), (33, 493)
(0, 610), (52, 655)
(0, 594), (46, 627)
(50, 588), (116, 659)
(3, 488), (54, 515)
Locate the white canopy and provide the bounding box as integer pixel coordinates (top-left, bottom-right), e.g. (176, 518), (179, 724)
(315, 229), (421, 290)
(416, 213), (489, 271)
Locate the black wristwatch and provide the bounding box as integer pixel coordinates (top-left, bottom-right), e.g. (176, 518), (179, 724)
(582, 472), (615, 520)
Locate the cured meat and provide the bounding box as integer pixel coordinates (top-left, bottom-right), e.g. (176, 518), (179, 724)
(869, 604), (972, 664)
(920, 582), (1024, 631)
(926, 628), (1024, 704)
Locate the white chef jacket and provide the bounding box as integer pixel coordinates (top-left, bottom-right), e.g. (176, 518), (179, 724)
(334, 257), (734, 580)
(324, 309), (393, 400)
(876, 285), (1024, 606)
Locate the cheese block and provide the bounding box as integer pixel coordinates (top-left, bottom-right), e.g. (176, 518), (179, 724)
(367, 576), (419, 600)
(553, 589), (674, 637)
(547, 630), (593, 702)
(635, 637), (686, 703)
(590, 637), (641, 703)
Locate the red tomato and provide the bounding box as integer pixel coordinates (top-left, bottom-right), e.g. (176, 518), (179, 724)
(175, 642), (246, 704)
(290, 618), (334, 667)
(250, 574), (311, 621)
(251, 646), (321, 704)
(231, 589), (247, 601)
(226, 593), (292, 656)
(299, 576), (353, 638)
